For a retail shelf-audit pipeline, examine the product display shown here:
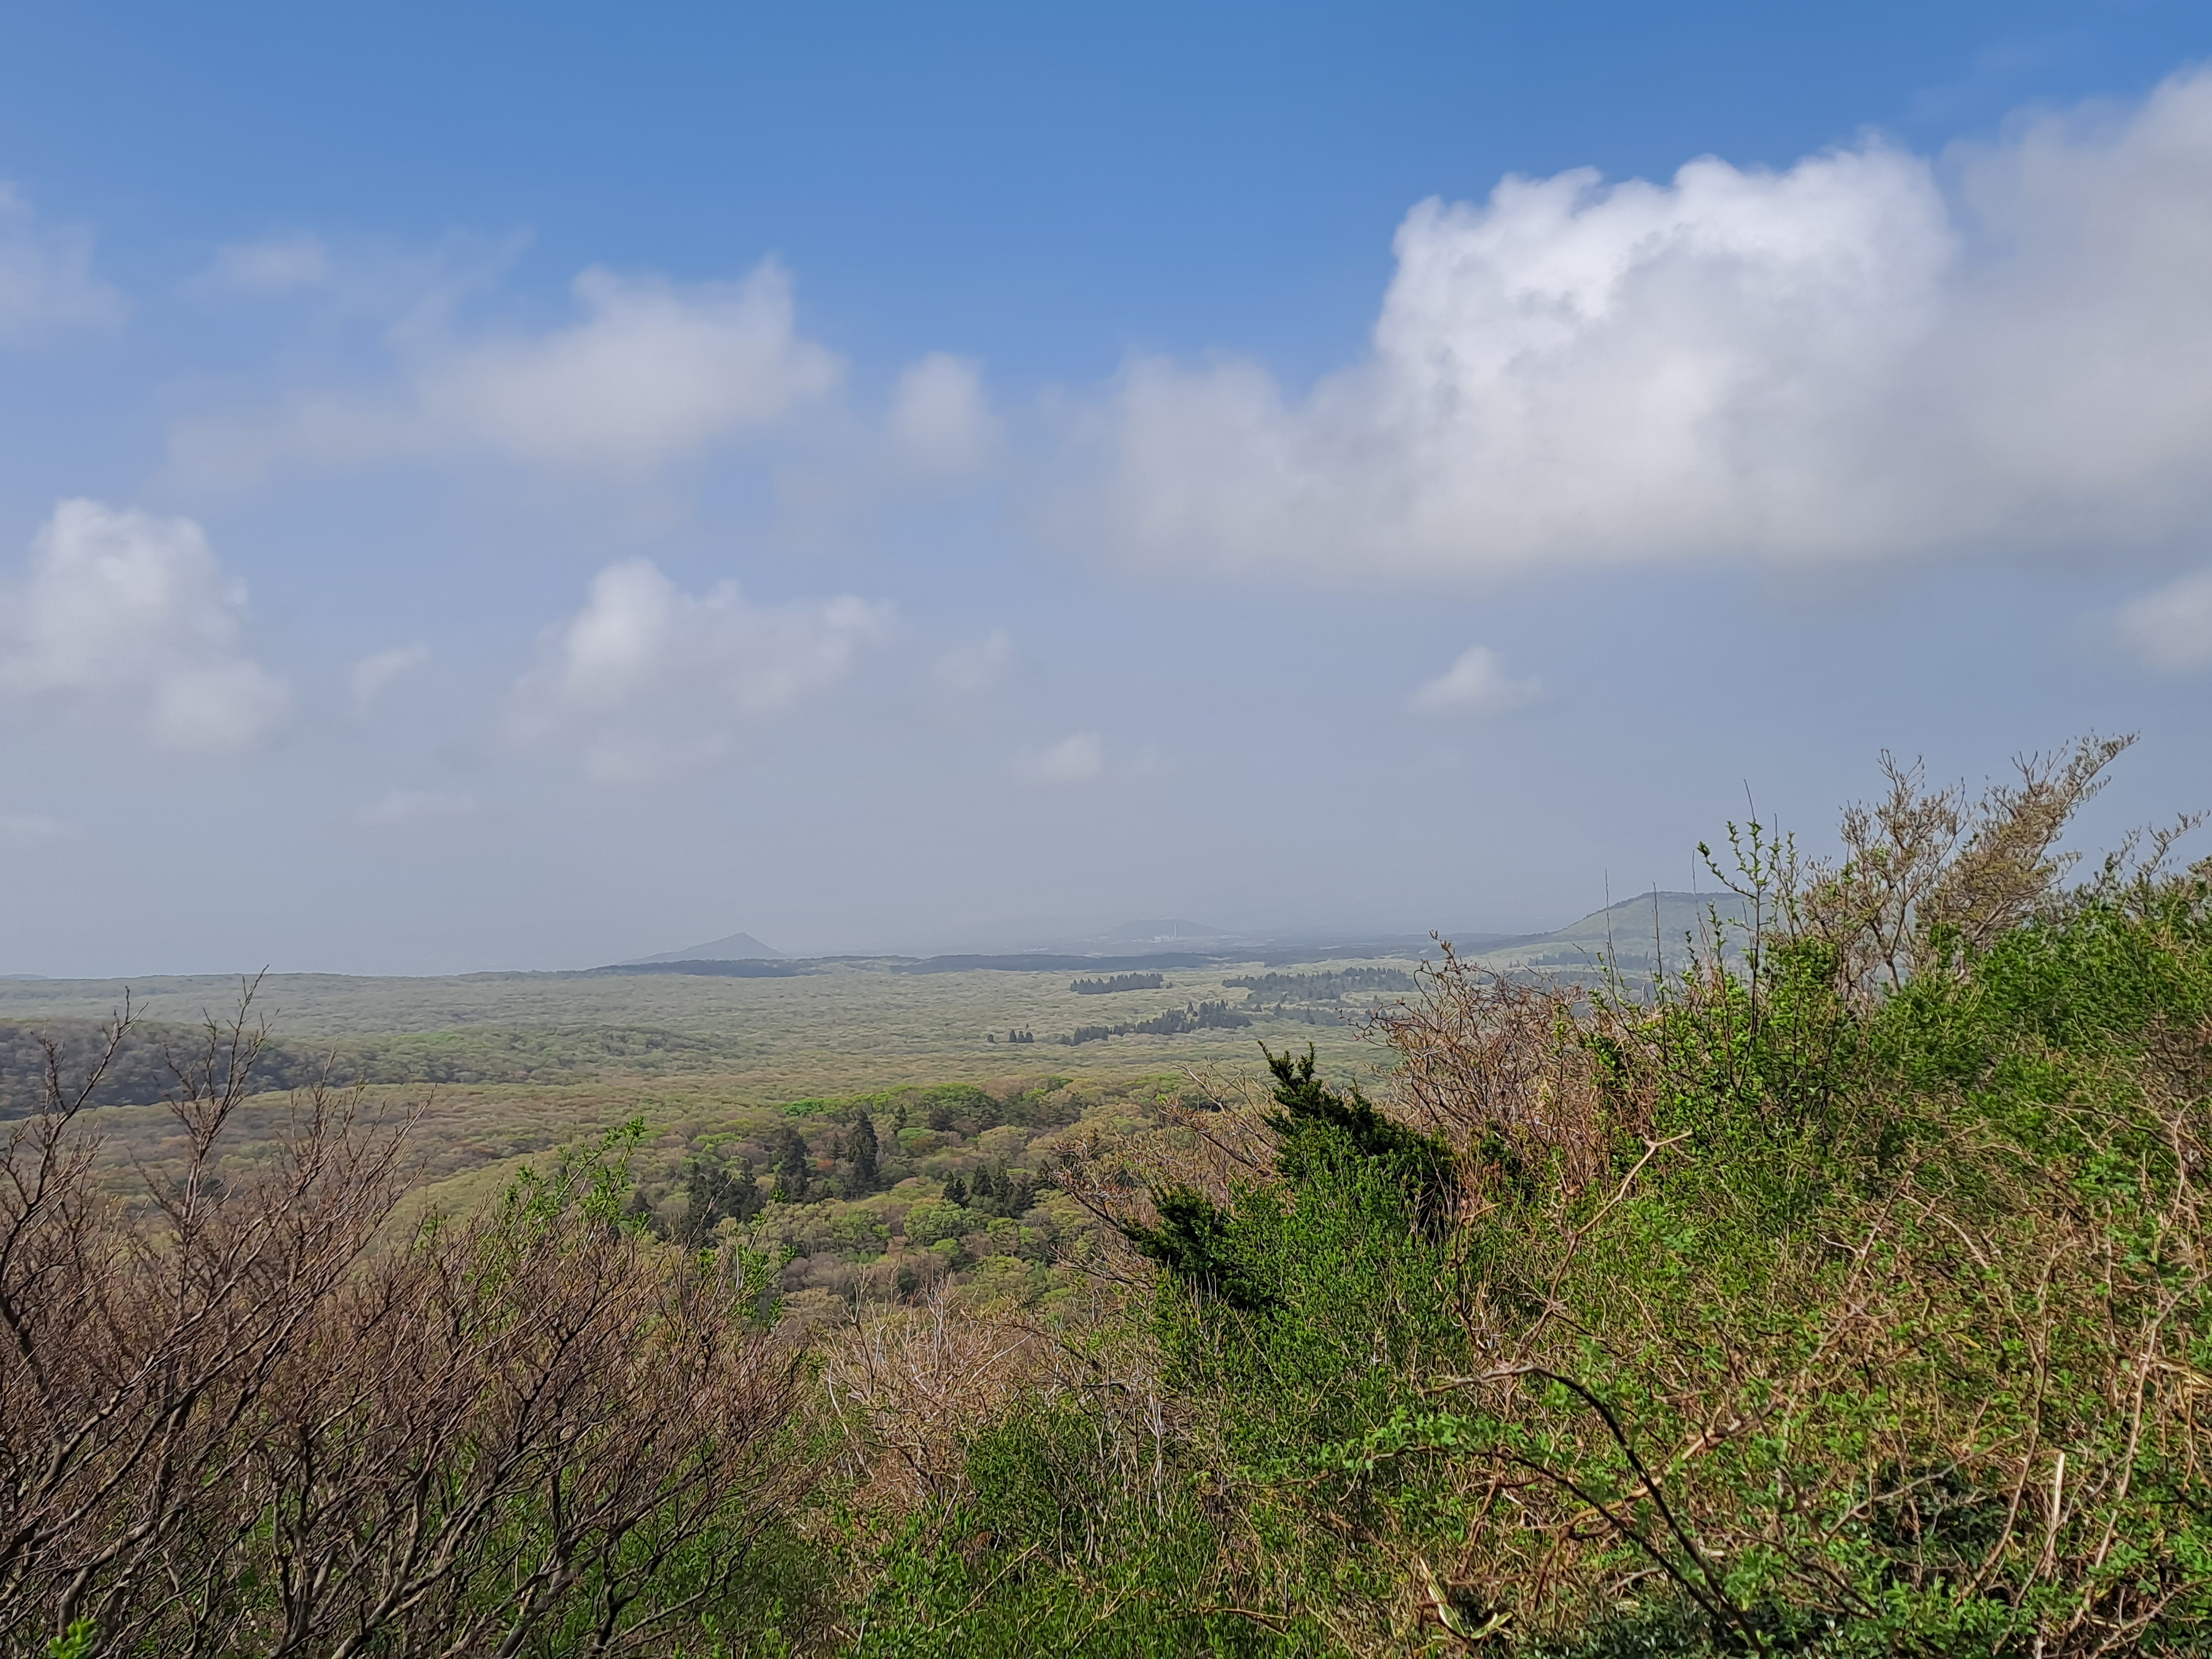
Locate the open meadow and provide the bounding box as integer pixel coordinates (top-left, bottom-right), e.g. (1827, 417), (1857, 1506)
(0, 895), (1741, 1318)
(0, 944), (1432, 1316)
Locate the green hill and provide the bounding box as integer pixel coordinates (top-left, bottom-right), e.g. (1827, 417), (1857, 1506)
(1466, 889), (1751, 975)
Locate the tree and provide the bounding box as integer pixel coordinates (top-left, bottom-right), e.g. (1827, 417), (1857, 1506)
(1119, 1045), (1455, 1308)
(849, 1110), (880, 1192)
(769, 1125), (812, 1203)
(677, 1150), (764, 1242)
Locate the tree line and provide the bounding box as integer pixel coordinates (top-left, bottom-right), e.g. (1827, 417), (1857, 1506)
(1069, 972), (1167, 994)
(1064, 999), (1254, 1044)
(1223, 966), (1418, 1005)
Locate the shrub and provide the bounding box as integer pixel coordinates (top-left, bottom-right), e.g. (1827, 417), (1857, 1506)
(951, 738), (2212, 1655)
(0, 993), (817, 1656)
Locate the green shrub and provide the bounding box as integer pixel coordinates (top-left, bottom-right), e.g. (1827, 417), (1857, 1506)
(865, 743), (2212, 1655)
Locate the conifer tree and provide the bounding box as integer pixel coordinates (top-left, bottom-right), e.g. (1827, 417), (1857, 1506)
(849, 1110), (880, 1192)
(770, 1125), (811, 1203)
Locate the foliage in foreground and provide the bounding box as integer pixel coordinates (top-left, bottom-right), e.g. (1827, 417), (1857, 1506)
(837, 738), (2212, 1655)
(0, 1008), (822, 1656)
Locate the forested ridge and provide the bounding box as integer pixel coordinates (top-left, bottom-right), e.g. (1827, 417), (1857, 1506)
(9, 739), (2212, 1655)
(0, 1017), (756, 1114)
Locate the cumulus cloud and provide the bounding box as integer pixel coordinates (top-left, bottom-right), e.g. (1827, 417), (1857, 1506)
(176, 259), (844, 481)
(1019, 731), (1106, 784)
(2118, 568), (2212, 671)
(192, 230), (523, 331)
(210, 233), (334, 295)
(0, 183), (126, 339)
(888, 352), (999, 476)
(0, 499), (289, 751)
(1070, 67), (2212, 582)
(421, 264), (842, 466)
(512, 559), (894, 780)
(1409, 646), (1542, 717)
(351, 641), (430, 711)
(932, 628), (1013, 694)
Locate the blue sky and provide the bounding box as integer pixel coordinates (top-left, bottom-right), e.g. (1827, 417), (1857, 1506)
(2, 0), (2211, 974)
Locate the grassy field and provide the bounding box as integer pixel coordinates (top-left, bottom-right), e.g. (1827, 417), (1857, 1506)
(0, 904), (1713, 1325)
(0, 951), (1425, 1255)
(0, 952), (1405, 1090)
(0, 890), (1732, 1086)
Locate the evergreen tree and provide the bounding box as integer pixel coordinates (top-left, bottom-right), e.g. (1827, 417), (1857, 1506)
(849, 1110), (880, 1192)
(675, 1151), (765, 1243)
(1120, 1185), (1277, 1313)
(769, 1125), (811, 1203)
(1261, 1045), (1453, 1225)
(1122, 1046), (1455, 1305)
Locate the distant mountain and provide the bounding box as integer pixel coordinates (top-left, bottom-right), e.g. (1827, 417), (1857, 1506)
(1102, 919), (1231, 944)
(621, 896), (1749, 975)
(626, 931), (785, 964)
(1531, 891), (1749, 948)
(1463, 891), (1751, 973)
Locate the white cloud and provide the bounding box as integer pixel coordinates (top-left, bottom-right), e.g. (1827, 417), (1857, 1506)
(1019, 731), (1106, 784)
(191, 230), (522, 330)
(888, 352), (999, 476)
(421, 264), (841, 466)
(1409, 646), (1542, 717)
(932, 628), (1013, 694)
(2118, 567), (2212, 671)
(210, 233), (333, 294)
(0, 183), (126, 339)
(0, 499), (289, 751)
(1071, 67), (2212, 583)
(351, 641), (430, 711)
(512, 558), (895, 781)
(358, 788), (474, 828)
(175, 258), (844, 481)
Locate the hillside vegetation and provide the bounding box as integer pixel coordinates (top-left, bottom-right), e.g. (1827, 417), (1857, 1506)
(6, 738), (2210, 1655)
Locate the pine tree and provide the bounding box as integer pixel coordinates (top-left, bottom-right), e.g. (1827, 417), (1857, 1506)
(1123, 1047), (1455, 1307)
(770, 1125), (811, 1203)
(1262, 1045), (1454, 1228)
(849, 1111), (880, 1192)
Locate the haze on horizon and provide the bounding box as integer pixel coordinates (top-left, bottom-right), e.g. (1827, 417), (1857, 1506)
(3, 0), (2212, 979)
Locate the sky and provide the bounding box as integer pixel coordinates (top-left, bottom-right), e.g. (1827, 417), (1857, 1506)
(3, 0), (2212, 975)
